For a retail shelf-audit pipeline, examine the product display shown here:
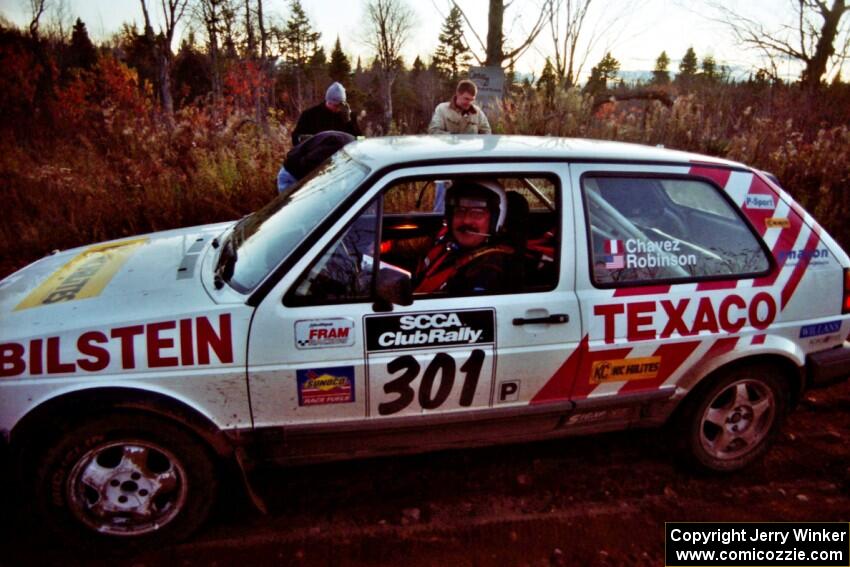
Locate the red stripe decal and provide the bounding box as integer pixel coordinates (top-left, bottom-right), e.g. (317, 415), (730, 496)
(752, 334), (766, 345)
(689, 165), (731, 189)
(696, 280), (738, 291)
(618, 340), (702, 394)
(614, 285), (670, 297)
(531, 335), (590, 404)
(702, 337), (739, 359)
(754, 188), (804, 288)
(570, 344), (634, 400)
(781, 228), (822, 309)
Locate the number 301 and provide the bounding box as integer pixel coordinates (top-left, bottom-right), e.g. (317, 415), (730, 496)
(378, 349), (486, 416)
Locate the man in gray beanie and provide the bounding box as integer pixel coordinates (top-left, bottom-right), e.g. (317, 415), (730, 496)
(291, 81), (361, 145)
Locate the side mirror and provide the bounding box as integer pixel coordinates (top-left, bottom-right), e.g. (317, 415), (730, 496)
(373, 266), (412, 311)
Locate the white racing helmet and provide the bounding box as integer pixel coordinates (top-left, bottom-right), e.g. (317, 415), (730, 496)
(445, 179), (507, 235)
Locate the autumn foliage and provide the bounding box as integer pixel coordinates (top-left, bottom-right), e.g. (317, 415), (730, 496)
(1, 22), (849, 279)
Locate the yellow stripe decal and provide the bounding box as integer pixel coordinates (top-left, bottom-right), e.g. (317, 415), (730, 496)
(15, 238), (149, 310)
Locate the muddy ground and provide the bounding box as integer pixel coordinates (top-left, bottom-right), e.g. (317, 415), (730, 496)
(3, 379), (849, 567)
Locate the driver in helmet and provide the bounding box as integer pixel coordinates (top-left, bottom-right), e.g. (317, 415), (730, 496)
(415, 179), (518, 294)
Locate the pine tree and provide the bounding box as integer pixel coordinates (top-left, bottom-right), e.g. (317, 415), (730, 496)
(328, 36), (351, 82)
(537, 57), (557, 101)
(701, 55), (717, 81)
(279, 0), (321, 109)
(583, 52), (619, 95)
(432, 5), (471, 82)
(651, 51), (670, 85)
(676, 47), (698, 87)
(68, 18), (97, 70)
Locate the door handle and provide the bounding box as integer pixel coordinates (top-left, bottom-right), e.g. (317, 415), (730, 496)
(512, 314), (569, 325)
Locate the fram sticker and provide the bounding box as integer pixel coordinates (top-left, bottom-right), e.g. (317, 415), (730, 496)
(16, 238), (149, 310)
(295, 318), (355, 349)
(296, 366), (355, 406)
(590, 356), (662, 384)
(765, 217), (791, 229)
(365, 309), (495, 352)
(745, 194), (776, 210)
(799, 320), (841, 338)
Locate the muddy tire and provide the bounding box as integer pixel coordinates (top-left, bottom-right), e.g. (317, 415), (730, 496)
(679, 365), (789, 472)
(31, 412), (218, 552)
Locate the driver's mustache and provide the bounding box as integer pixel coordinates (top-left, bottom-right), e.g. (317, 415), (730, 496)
(457, 225), (490, 237)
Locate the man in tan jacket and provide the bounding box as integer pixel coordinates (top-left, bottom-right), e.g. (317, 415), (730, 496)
(428, 79), (492, 135)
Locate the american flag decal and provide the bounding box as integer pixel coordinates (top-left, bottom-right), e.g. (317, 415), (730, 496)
(604, 239), (625, 269)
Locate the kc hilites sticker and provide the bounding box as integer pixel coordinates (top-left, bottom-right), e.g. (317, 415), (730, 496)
(364, 309), (495, 352)
(295, 318), (355, 349)
(296, 366), (355, 406)
(590, 356), (661, 384)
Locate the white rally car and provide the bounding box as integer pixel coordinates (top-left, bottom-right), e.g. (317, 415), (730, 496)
(2, 136), (849, 548)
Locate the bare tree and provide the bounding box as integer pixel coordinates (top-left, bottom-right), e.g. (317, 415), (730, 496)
(363, 0), (414, 131)
(194, 0), (233, 100)
(140, 0), (190, 117)
(27, 0), (48, 38)
(713, 0), (850, 90)
(451, 0), (547, 67)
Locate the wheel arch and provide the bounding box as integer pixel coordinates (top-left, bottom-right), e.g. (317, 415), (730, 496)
(672, 352), (804, 423)
(10, 386), (236, 467)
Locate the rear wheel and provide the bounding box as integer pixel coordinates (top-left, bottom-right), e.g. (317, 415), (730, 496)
(680, 365), (789, 472)
(32, 412), (218, 552)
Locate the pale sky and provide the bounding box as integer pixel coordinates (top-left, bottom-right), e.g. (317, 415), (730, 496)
(0, 0), (837, 82)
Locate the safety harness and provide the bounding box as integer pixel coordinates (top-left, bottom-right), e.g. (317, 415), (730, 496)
(416, 240), (515, 293)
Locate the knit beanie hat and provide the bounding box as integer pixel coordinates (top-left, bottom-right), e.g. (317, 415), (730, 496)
(325, 82), (346, 104)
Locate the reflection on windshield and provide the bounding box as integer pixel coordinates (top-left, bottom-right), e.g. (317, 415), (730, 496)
(226, 152), (369, 292)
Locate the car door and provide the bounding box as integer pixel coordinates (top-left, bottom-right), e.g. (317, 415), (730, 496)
(569, 162), (774, 406)
(246, 162), (583, 461)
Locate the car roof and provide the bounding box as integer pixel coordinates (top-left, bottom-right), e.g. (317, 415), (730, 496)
(343, 135), (744, 170)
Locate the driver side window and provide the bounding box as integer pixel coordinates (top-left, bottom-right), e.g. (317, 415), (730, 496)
(288, 174), (561, 306)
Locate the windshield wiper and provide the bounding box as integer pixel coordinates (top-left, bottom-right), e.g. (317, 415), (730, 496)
(214, 232), (237, 289)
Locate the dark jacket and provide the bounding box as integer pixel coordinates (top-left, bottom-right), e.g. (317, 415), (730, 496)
(284, 131), (355, 179)
(291, 102), (361, 144)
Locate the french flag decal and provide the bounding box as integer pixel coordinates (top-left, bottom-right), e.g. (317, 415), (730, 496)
(604, 239), (625, 269)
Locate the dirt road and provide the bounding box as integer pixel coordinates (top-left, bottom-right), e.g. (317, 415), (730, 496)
(4, 380), (849, 567)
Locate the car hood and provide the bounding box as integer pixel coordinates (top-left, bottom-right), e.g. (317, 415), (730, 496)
(0, 222), (235, 340)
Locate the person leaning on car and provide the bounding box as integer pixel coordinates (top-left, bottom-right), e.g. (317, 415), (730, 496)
(427, 79), (492, 135)
(414, 179), (517, 295)
(291, 82), (361, 145)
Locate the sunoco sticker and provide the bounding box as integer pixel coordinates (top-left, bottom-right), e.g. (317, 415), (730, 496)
(365, 309), (495, 352)
(590, 356), (661, 384)
(295, 318), (355, 349)
(296, 366), (355, 406)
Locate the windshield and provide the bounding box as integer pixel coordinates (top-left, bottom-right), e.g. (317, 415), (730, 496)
(223, 151), (369, 292)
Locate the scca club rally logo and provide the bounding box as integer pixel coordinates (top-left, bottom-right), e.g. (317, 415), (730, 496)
(365, 309), (495, 352)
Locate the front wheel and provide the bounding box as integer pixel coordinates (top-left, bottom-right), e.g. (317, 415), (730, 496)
(679, 365), (789, 472)
(32, 412), (218, 551)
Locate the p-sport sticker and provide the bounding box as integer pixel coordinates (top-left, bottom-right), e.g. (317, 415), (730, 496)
(16, 238), (149, 310)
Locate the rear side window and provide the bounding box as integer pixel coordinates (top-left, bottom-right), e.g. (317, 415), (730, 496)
(583, 175), (770, 286)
